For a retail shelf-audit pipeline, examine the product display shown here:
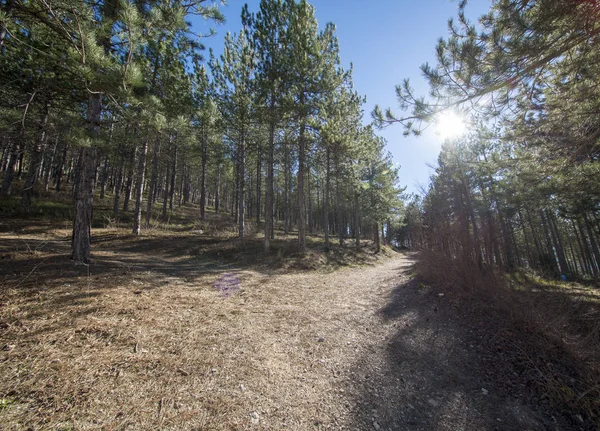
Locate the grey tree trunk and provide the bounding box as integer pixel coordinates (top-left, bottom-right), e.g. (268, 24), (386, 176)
(264, 103), (275, 254)
(238, 131), (246, 240)
(132, 137), (149, 235)
(72, 93), (100, 264)
(324, 147), (330, 250)
(256, 146), (261, 224)
(146, 139), (160, 224)
(297, 120), (307, 253)
(169, 145), (177, 210)
(200, 131), (207, 220)
(22, 106), (49, 209)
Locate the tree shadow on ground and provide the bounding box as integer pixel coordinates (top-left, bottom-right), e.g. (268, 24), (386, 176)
(347, 266), (584, 430)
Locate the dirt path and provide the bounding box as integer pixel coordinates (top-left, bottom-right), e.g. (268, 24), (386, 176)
(0, 249), (568, 430)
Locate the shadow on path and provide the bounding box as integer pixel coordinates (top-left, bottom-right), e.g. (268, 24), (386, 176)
(348, 268), (571, 431)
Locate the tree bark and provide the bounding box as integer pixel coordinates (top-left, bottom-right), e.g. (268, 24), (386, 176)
(132, 136), (149, 235)
(264, 101), (275, 254)
(256, 146), (261, 224)
(146, 138), (160, 224)
(72, 93), (100, 264)
(298, 121), (307, 253)
(22, 105), (49, 209)
(324, 147), (331, 250)
(238, 132), (245, 240)
(200, 130), (208, 220)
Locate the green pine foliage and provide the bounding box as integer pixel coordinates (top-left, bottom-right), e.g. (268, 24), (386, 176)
(0, 0), (405, 258)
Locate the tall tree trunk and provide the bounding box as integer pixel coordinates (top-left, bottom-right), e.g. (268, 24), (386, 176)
(238, 132), (245, 240)
(72, 93), (100, 263)
(264, 102), (275, 254)
(355, 193), (361, 250)
(200, 131), (208, 220)
(283, 141), (290, 235)
(547, 210), (570, 275)
(123, 144), (136, 212)
(146, 139), (160, 224)
(324, 147), (331, 250)
(583, 214), (600, 274)
(162, 152), (170, 219)
(539, 210), (560, 275)
(56, 143), (69, 192)
(335, 151), (344, 246)
(256, 146), (261, 224)
(43, 135), (58, 192)
(215, 162), (221, 214)
(22, 105), (49, 209)
(132, 136), (149, 235)
(1, 92), (32, 195)
(375, 221), (381, 253)
(169, 144), (177, 210)
(298, 121), (307, 253)
(99, 154), (109, 199)
(308, 165), (313, 234)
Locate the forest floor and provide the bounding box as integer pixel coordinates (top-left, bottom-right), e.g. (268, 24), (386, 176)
(0, 207), (595, 430)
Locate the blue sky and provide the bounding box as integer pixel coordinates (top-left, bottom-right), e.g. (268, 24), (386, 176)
(193, 0), (490, 195)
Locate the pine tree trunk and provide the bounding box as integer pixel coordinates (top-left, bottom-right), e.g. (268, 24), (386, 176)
(22, 106), (49, 209)
(584, 214), (600, 273)
(72, 93), (101, 264)
(298, 121), (307, 253)
(238, 132), (246, 240)
(264, 103), (275, 254)
(308, 166), (313, 234)
(146, 139), (160, 224)
(162, 155), (170, 219)
(355, 193), (361, 250)
(215, 162), (221, 214)
(99, 154), (109, 199)
(43, 136), (58, 192)
(335, 151), (344, 246)
(283, 141), (290, 235)
(256, 146), (261, 224)
(123, 144), (136, 212)
(324, 147), (331, 250)
(132, 137), (149, 235)
(56, 143), (69, 192)
(1, 127), (24, 196)
(169, 145), (177, 210)
(200, 131), (207, 220)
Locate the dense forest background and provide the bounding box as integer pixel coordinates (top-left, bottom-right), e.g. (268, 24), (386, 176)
(385, 0), (600, 283)
(0, 0), (403, 263)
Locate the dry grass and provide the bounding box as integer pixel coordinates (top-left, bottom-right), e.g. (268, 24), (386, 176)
(0, 211), (398, 430)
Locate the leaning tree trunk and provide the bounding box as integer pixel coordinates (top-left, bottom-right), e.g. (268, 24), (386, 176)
(72, 93), (101, 263)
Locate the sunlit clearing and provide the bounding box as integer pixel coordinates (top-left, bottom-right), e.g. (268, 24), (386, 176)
(436, 111), (466, 140)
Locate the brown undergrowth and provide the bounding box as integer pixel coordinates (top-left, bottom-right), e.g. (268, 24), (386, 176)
(415, 249), (600, 430)
(0, 207), (394, 430)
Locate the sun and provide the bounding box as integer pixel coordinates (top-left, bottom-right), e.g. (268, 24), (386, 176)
(436, 111), (466, 140)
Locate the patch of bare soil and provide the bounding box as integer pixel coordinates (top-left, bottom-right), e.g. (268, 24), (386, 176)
(0, 228), (583, 430)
